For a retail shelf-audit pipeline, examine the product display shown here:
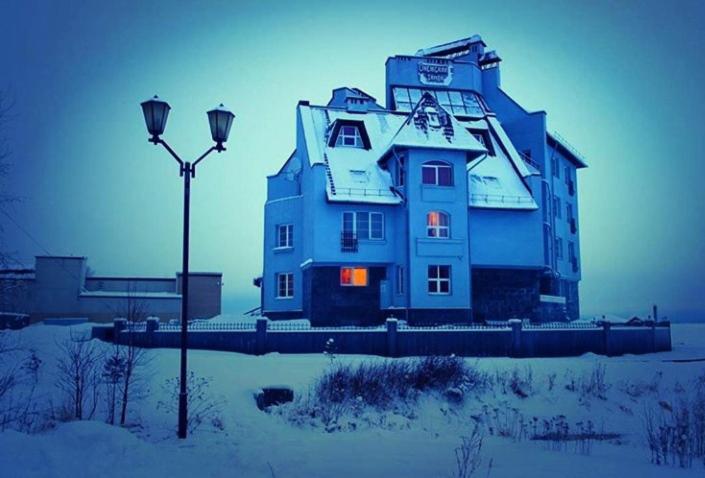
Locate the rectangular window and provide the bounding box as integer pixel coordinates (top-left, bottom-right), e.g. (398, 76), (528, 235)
(396, 266), (404, 295)
(343, 211), (384, 240)
(340, 267), (368, 287)
(554, 197), (561, 219)
(566, 203), (573, 221)
(428, 265), (451, 295)
(276, 273), (294, 298)
(564, 166), (571, 185)
(356, 212), (369, 239)
(276, 224), (293, 248)
(370, 212), (384, 240)
(422, 162), (453, 186)
(555, 237), (563, 260)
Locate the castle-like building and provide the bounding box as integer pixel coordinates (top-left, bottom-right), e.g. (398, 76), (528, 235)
(258, 35), (586, 325)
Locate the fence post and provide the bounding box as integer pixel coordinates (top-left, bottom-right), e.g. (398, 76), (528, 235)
(602, 321), (612, 356)
(255, 318), (268, 355)
(386, 318), (398, 357)
(508, 319), (522, 357)
(651, 320), (657, 353)
(146, 317), (159, 333)
(113, 318), (126, 343)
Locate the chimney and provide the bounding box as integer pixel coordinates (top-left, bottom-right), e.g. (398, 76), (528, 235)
(480, 50), (502, 90)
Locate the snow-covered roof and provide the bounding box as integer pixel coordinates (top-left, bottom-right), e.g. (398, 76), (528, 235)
(467, 118), (538, 210)
(547, 131), (588, 168)
(380, 92), (487, 158)
(298, 104), (407, 204)
(297, 90), (537, 208)
(416, 35), (486, 57)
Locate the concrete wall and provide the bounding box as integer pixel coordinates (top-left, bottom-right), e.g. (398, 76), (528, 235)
(6, 256), (221, 323)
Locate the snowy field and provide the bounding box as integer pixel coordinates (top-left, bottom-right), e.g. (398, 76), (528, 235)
(0, 322), (704, 477)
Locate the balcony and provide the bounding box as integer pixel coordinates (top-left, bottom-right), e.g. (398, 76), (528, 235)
(340, 232), (358, 252)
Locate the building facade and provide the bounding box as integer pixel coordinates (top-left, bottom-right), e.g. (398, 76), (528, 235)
(0, 256), (222, 322)
(259, 35), (586, 326)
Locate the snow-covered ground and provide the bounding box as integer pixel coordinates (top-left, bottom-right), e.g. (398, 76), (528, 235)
(0, 323), (703, 477)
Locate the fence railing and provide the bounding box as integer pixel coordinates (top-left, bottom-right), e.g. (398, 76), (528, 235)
(107, 317), (672, 358)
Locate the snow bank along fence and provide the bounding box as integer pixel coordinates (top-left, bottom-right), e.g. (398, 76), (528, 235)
(96, 318), (673, 358)
(0, 312), (30, 330)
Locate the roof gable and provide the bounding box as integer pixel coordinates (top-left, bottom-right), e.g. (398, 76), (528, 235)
(381, 92), (487, 158)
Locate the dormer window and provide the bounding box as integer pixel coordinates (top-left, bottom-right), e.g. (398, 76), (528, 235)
(335, 125), (363, 148)
(468, 129), (494, 155)
(329, 120), (371, 149)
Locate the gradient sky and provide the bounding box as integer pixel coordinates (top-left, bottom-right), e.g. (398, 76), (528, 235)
(1, 0), (704, 320)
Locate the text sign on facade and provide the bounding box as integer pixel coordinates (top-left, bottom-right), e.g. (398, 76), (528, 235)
(418, 62), (453, 86)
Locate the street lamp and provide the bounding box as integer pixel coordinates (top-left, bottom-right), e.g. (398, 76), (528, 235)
(140, 95), (234, 439)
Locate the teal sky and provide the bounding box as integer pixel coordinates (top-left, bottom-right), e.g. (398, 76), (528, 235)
(1, 0), (704, 320)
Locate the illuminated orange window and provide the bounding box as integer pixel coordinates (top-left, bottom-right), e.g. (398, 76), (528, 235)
(340, 267), (368, 286)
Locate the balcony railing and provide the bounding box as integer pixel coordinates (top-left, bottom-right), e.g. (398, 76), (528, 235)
(341, 232), (358, 252)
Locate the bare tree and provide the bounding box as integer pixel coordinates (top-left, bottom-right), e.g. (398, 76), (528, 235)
(55, 331), (102, 420)
(116, 288), (150, 426)
(0, 89), (17, 269)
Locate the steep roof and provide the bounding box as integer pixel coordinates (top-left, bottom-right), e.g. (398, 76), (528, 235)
(296, 90), (537, 208)
(380, 92), (487, 158)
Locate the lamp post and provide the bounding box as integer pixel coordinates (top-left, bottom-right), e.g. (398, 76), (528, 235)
(140, 95), (234, 439)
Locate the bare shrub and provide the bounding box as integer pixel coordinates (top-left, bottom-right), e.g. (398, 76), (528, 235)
(55, 331), (102, 420)
(644, 373), (705, 469)
(158, 371), (223, 434)
(509, 366), (533, 398)
(0, 333), (43, 431)
(292, 356), (486, 429)
(580, 364), (608, 400)
(454, 424), (484, 478)
(482, 405), (526, 441)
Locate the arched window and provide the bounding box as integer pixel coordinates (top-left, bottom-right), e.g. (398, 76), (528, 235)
(427, 211), (450, 238)
(421, 161), (452, 186)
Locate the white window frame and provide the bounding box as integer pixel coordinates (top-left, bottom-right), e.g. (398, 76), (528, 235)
(335, 125), (363, 148)
(275, 224), (293, 249)
(276, 272), (294, 299)
(342, 211), (384, 240)
(421, 161), (453, 186)
(428, 265), (451, 295)
(426, 211), (450, 238)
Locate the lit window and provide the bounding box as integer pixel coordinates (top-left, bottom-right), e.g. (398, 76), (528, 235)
(427, 211), (450, 238)
(276, 273), (294, 298)
(428, 265), (451, 294)
(340, 267), (368, 286)
(336, 125), (364, 148)
(422, 161), (452, 186)
(342, 211), (384, 240)
(276, 224), (293, 248)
